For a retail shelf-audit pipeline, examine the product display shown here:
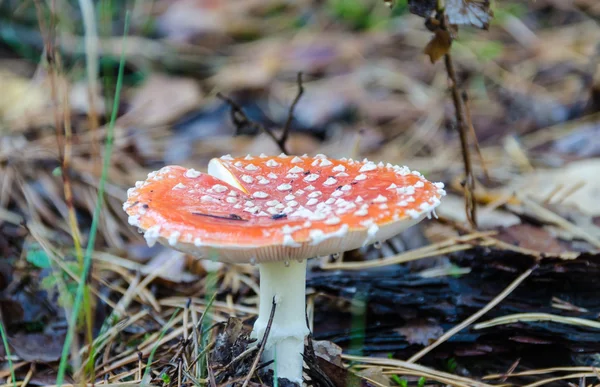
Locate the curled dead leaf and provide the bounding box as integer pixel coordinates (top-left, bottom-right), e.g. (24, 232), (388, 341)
(424, 29), (452, 63)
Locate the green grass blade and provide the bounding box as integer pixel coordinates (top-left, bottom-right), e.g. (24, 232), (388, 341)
(143, 308), (181, 382)
(55, 11), (130, 387)
(0, 319), (16, 387)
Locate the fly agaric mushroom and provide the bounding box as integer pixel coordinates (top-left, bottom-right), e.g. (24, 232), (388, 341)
(124, 153), (445, 384)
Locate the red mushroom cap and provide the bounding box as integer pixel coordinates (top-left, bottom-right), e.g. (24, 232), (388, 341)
(124, 154), (445, 263)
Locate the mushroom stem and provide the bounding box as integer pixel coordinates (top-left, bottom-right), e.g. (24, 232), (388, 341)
(252, 259), (309, 384)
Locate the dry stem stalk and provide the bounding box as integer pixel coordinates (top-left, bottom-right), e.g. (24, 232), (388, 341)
(444, 51), (478, 228)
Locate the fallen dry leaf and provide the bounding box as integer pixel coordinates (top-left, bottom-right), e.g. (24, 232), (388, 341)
(9, 332), (65, 362)
(436, 194), (521, 229)
(312, 340), (343, 367)
(515, 159), (600, 216)
(496, 224), (566, 254)
(141, 249), (198, 284)
(396, 320), (444, 346)
(0, 70), (50, 131)
(119, 74), (203, 127)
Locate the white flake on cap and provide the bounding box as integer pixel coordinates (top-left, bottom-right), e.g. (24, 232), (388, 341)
(323, 177), (337, 186)
(304, 174), (319, 182)
(291, 156), (303, 163)
(172, 183), (186, 190)
(307, 191), (322, 198)
(407, 209), (421, 219)
(266, 159), (280, 167)
(277, 183), (292, 191)
(359, 162), (377, 173)
(221, 154), (234, 160)
(241, 175), (254, 184)
(201, 195), (219, 203)
(211, 184), (228, 193)
(257, 177), (270, 185)
(306, 198), (318, 206)
(283, 234), (301, 247)
(355, 174), (367, 181)
(185, 169), (202, 178)
(144, 225), (161, 247)
(245, 164), (259, 171)
(324, 217), (341, 225)
(354, 205), (369, 216)
(332, 165), (346, 172)
(268, 172), (278, 179)
(267, 207), (281, 215)
(259, 153), (268, 158)
(168, 231), (181, 246)
(373, 195), (387, 203)
(226, 197), (238, 204)
(285, 194), (295, 201)
(244, 155), (254, 160)
(319, 159), (333, 167)
(253, 191), (269, 199)
(362, 223), (379, 246)
(128, 215), (140, 227)
(309, 224), (349, 245)
(288, 166), (304, 174)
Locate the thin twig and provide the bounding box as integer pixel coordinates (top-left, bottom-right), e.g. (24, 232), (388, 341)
(280, 72), (304, 149)
(407, 264), (537, 363)
(207, 356), (217, 387)
(218, 72), (304, 155)
(444, 51), (477, 228)
(462, 91), (489, 180)
(241, 297), (277, 387)
(437, 10), (478, 228)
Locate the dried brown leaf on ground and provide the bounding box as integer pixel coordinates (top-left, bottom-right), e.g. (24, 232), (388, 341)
(118, 74), (204, 127)
(495, 224), (567, 255)
(8, 332), (65, 363)
(395, 320), (444, 346)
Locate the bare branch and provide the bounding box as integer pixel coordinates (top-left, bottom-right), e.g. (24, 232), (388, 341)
(241, 297), (277, 387)
(280, 72), (304, 150)
(218, 72), (305, 155)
